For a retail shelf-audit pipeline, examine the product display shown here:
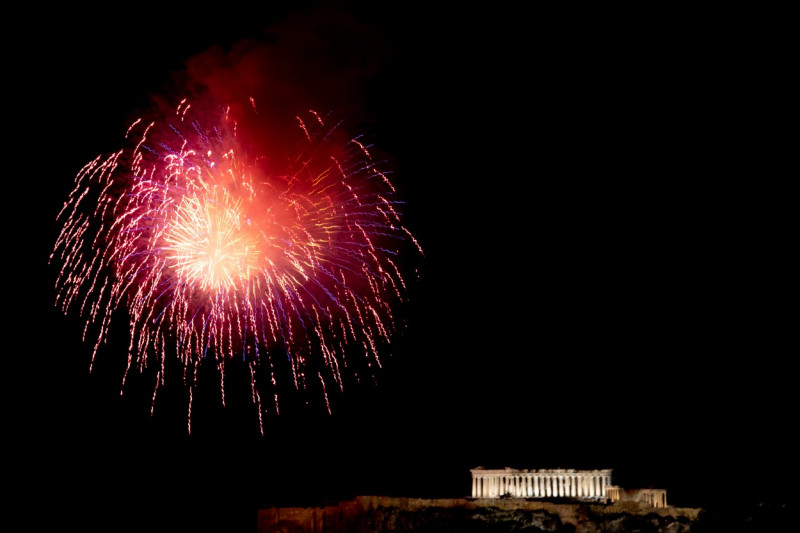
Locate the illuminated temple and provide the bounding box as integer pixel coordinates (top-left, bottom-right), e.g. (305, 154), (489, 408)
(470, 467), (668, 508)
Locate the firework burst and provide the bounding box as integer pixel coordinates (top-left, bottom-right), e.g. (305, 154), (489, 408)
(51, 98), (422, 432)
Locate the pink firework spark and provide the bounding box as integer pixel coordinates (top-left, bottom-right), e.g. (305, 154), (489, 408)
(51, 98), (422, 433)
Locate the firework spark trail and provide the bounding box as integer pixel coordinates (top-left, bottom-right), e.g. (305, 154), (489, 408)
(52, 98), (421, 432)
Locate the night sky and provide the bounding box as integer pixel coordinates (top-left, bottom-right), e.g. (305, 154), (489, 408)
(15, 2), (793, 532)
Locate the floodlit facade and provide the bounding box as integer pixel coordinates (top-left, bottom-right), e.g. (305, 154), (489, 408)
(471, 468), (611, 500)
(470, 467), (667, 508)
(607, 486), (668, 508)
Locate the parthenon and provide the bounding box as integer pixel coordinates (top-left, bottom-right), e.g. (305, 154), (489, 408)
(471, 468), (612, 500)
(470, 467), (668, 508)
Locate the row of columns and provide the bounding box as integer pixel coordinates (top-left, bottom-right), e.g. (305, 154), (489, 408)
(642, 490), (668, 508)
(472, 472), (611, 499)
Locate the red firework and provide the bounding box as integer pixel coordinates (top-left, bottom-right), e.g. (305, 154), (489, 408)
(52, 97), (422, 433)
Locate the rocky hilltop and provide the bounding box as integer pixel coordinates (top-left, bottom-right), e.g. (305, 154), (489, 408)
(258, 495), (705, 532)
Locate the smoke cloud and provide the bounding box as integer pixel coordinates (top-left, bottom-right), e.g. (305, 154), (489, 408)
(170, 6), (388, 135)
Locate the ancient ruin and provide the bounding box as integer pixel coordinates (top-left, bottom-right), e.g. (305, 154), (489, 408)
(257, 468), (678, 531)
(470, 467), (667, 508)
(471, 468), (612, 500)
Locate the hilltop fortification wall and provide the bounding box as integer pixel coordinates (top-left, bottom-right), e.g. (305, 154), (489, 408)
(258, 495), (702, 532)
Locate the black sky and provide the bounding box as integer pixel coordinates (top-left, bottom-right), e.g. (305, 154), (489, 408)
(15, 2), (794, 532)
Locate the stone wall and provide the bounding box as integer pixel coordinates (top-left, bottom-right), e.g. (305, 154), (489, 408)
(258, 496), (702, 532)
